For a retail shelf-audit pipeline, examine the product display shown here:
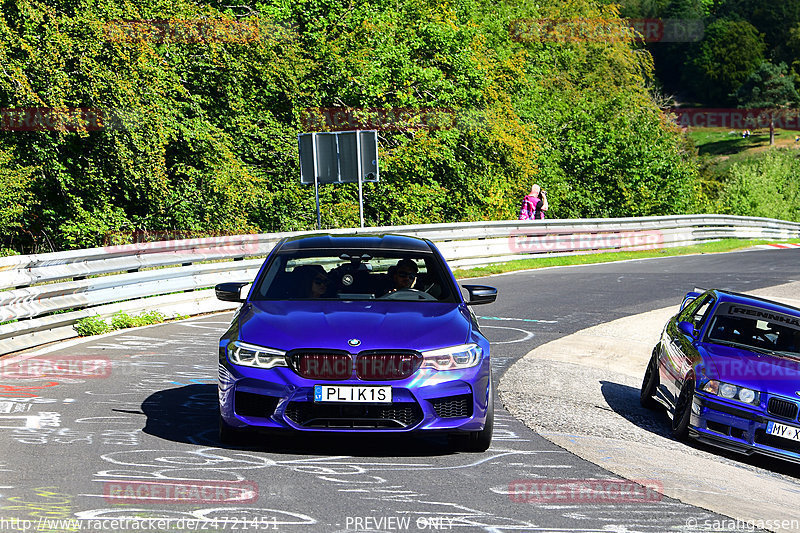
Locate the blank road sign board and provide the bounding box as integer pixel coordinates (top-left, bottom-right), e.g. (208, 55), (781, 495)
(299, 130), (379, 185)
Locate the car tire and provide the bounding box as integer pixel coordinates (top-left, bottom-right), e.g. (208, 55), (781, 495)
(452, 381), (494, 453)
(640, 347), (660, 410)
(219, 415), (246, 446)
(671, 378), (695, 440)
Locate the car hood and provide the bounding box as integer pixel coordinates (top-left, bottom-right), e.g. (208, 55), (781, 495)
(237, 300), (473, 352)
(701, 343), (800, 396)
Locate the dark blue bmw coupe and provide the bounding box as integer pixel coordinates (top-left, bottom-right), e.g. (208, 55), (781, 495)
(215, 234), (497, 451)
(641, 288), (800, 463)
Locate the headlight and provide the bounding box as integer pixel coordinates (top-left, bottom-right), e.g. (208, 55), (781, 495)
(738, 388), (756, 404)
(420, 344), (483, 370)
(719, 383), (737, 399)
(227, 341), (287, 369)
(702, 379), (759, 406)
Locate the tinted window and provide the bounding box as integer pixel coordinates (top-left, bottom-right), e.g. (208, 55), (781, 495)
(706, 303), (800, 355)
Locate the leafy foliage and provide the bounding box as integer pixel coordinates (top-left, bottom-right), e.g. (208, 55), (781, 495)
(684, 19), (766, 105)
(719, 150), (800, 222)
(74, 310), (181, 336)
(73, 315), (112, 336)
(110, 310), (167, 329)
(717, 0), (800, 67)
(733, 61), (800, 144)
(621, 0), (800, 106)
(0, 0), (704, 253)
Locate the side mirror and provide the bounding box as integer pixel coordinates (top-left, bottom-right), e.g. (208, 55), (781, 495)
(462, 285), (497, 306)
(215, 282), (250, 302)
(678, 321), (696, 338)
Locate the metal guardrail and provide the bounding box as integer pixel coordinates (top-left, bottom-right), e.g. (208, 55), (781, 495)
(1, 214), (799, 356)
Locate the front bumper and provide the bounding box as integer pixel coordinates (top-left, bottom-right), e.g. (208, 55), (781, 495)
(218, 357), (491, 433)
(689, 392), (800, 464)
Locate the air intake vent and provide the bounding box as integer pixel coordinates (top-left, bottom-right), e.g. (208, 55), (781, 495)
(284, 401), (423, 429)
(430, 394), (473, 418)
(234, 391), (279, 418)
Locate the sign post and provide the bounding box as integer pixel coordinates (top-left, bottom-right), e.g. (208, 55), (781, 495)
(298, 130), (379, 229)
(312, 133), (321, 230)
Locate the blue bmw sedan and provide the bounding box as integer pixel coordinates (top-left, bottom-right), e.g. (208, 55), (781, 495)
(215, 234), (497, 451)
(641, 288), (800, 463)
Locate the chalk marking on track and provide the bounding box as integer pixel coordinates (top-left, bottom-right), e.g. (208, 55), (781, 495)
(479, 316), (557, 324)
(481, 325), (534, 345)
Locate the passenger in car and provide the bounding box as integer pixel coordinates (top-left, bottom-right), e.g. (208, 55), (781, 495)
(292, 264), (330, 298)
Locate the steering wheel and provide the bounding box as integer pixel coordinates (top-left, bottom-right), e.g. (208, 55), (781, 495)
(378, 288), (438, 301)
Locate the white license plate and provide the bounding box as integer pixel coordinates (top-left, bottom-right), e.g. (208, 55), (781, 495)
(314, 385), (392, 403)
(766, 421), (800, 442)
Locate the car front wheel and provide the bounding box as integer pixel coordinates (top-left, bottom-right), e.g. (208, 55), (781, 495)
(640, 347), (660, 410)
(671, 379), (695, 440)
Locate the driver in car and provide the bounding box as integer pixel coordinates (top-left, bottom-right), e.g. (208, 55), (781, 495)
(384, 258), (418, 294)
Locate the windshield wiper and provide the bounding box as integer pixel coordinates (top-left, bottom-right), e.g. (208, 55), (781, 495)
(708, 339), (779, 356)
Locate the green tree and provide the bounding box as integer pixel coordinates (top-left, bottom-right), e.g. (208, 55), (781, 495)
(684, 19), (766, 105)
(718, 0), (800, 66)
(788, 23), (800, 86)
(733, 61), (799, 145)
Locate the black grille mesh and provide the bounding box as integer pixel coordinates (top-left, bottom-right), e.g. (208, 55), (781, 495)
(767, 397), (799, 420)
(430, 394), (473, 418)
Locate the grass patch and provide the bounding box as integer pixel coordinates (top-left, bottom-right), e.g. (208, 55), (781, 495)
(452, 239), (798, 279)
(74, 310), (189, 337)
(688, 127), (800, 176)
(689, 127), (800, 157)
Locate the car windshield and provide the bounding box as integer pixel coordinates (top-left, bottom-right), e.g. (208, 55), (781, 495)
(250, 249), (457, 302)
(705, 302), (800, 357)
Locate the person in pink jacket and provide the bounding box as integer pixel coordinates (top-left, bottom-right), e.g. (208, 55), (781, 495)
(518, 184), (549, 220)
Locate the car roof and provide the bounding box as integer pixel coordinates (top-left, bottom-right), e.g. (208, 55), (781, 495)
(276, 233), (435, 253)
(713, 289), (800, 315)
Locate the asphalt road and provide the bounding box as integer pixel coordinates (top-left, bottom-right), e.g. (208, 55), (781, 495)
(0, 247), (797, 533)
